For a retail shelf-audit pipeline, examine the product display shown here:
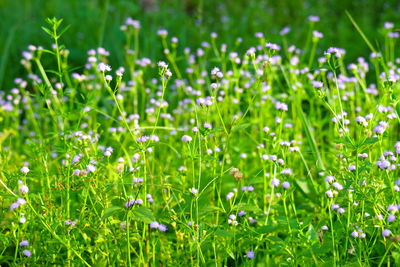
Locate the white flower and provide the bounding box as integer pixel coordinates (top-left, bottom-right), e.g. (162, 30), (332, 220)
(98, 62), (111, 72)
(21, 167), (30, 174)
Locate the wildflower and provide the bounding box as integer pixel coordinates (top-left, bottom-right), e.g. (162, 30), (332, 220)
(248, 217), (257, 224)
(211, 67), (223, 78)
(190, 188), (198, 195)
(382, 229), (391, 237)
(337, 208), (345, 214)
(20, 216), (26, 224)
(19, 185), (29, 194)
(158, 61), (168, 69)
(125, 199), (135, 208)
(388, 214), (396, 223)
(325, 175), (335, 183)
(230, 168), (243, 180)
(158, 224), (168, 231)
(275, 101), (288, 111)
(72, 154), (82, 164)
(246, 250), (255, 259)
(182, 135), (192, 142)
(238, 210), (246, 216)
(98, 62), (111, 72)
(204, 122), (212, 129)
(165, 69), (172, 78)
(20, 240), (29, 246)
(157, 29), (168, 37)
(150, 222), (159, 229)
(376, 159), (391, 170)
(331, 204), (340, 210)
(312, 81), (323, 88)
(255, 32), (264, 38)
(351, 231), (359, 238)
(308, 15), (320, 22)
(270, 178), (280, 187)
(226, 192), (235, 200)
(312, 30), (323, 39)
(17, 198), (26, 205)
(373, 125), (386, 135)
(21, 166), (29, 174)
(388, 204), (398, 212)
(116, 67), (125, 77)
(325, 190), (334, 198)
(23, 250), (31, 257)
(281, 168), (293, 175)
(265, 43), (281, 51)
(65, 220), (76, 226)
(86, 164), (96, 173)
(280, 26), (290, 36)
(332, 182), (343, 191)
(282, 182), (290, 189)
(321, 225), (329, 231)
(358, 153), (368, 159)
(348, 165), (356, 171)
(384, 22), (394, 29)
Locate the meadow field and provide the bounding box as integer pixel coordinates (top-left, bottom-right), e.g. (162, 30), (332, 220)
(1, 0), (400, 266)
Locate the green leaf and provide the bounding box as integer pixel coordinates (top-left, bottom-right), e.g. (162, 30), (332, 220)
(41, 26), (53, 37)
(226, 248), (235, 259)
(392, 251), (400, 266)
(199, 206), (224, 217)
(362, 137), (379, 145)
(58, 24), (71, 37)
(307, 224), (319, 244)
(232, 203), (262, 213)
(46, 69), (61, 76)
(101, 206), (122, 221)
(42, 49), (56, 55)
(256, 225), (278, 234)
(131, 206), (155, 223)
(214, 229), (233, 238)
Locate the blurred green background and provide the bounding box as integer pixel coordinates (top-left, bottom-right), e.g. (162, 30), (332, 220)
(0, 0), (399, 89)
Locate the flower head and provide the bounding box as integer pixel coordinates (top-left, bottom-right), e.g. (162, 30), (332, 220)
(23, 250), (31, 257)
(98, 62), (111, 72)
(182, 135), (192, 142)
(382, 229), (391, 237)
(271, 178), (280, 187)
(282, 182), (290, 189)
(20, 240), (29, 247)
(246, 250), (254, 259)
(21, 166), (30, 174)
(190, 188), (198, 195)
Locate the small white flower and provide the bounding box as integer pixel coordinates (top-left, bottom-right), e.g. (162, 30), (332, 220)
(21, 167), (30, 174)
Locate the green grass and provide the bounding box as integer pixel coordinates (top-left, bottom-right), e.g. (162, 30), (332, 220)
(1, 1), (400, 266)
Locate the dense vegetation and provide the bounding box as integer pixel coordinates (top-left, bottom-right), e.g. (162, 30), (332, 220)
(1, 1), (400, 266)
